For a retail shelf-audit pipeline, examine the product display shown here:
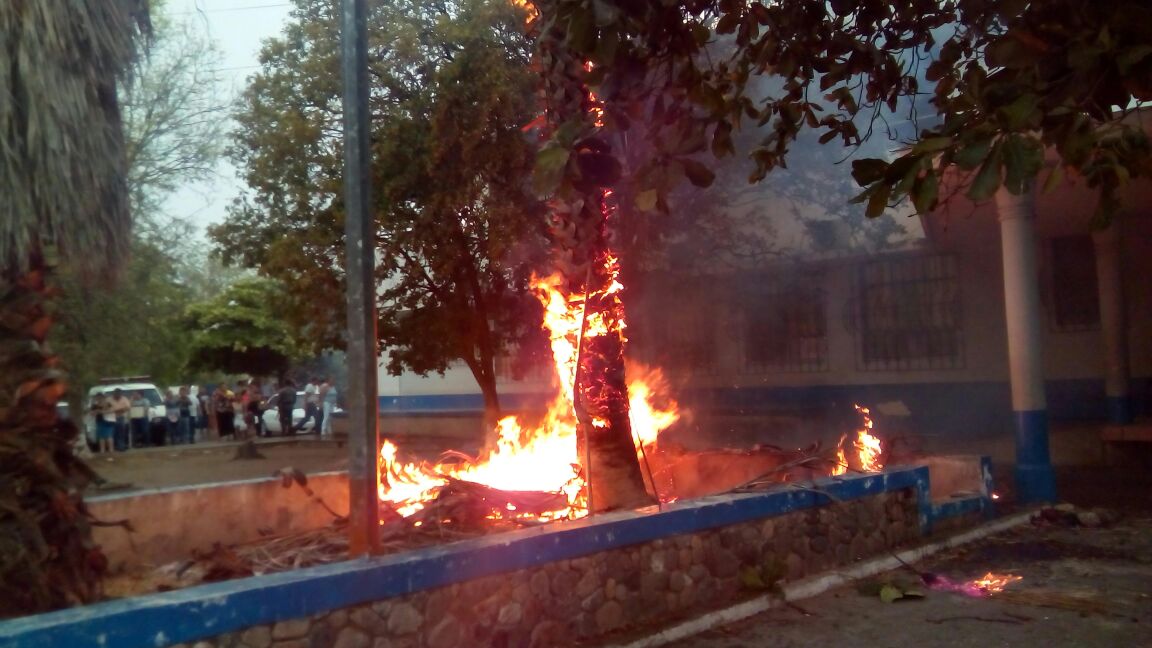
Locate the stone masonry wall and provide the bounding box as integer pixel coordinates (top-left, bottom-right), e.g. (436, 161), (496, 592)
(168, 488), (918, 648)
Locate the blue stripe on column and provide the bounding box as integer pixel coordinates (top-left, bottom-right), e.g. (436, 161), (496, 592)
(1013, 409), (1056, 504)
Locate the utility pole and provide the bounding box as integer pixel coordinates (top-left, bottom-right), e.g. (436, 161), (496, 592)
(341, 0), (380, 555)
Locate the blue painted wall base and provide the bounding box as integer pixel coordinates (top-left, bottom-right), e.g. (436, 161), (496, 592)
(1107, 396), (1134, 425)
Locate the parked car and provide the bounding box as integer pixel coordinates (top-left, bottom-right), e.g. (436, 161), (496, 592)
(261, 391), (342, 434)
(82, 379), (167, 447)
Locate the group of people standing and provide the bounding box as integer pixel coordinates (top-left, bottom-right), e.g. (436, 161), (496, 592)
(90, 387), (198, 454)
(209, 376), (338, 440)
(89, 376), (339, 454)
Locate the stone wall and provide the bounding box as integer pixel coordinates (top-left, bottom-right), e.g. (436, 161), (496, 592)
(166, 489), (918, 648)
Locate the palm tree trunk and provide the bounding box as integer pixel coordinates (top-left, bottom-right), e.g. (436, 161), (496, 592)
(0, 256), (106, 618)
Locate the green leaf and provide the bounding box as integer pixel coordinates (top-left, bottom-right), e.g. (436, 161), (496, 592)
(1002, 134), (1043, 194)
(716, 12), (740, 35)
(594, 28), (620, 67)
(682, 158), (716, 188)
(998, 93), (1040, 129)
(1042, 165), (1064, 193)
(567, 11), (597, 56)
(879, 584), (904, 603)
(634, 189), (659, 212)
(532, 145), (570, 197)
(866, 184), (891, 218)
(740, 566), (767, 590)
(912, 172), (939, 214)
(851, 158), (889, 186)
(954, 137), (993, 170)
(967, 140), (1004, 202)
(911, 137), (953, 154)
(1117, 44), (1152, 73)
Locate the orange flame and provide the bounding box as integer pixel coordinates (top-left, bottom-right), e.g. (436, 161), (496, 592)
(378, 260), (679, 521)
(509, 0), (538, 22)
(830, 405), (884, 475)
(971, 572), (1022, 593)
(853, 404), (883, 472)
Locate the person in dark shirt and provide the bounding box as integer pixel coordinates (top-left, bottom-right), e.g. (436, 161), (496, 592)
(277, 379), (296, 436)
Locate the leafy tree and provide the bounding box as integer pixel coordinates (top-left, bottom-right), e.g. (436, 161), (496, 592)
(213, 0), (547, 424)
(533, 0), (1149, 222)
(0, 0), (149, 617)
(52, 239), (195, 403)
(183, 277), (301, 377)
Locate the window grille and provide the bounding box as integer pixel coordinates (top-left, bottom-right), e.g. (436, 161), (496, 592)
(1048, 235), (1100, 332)
(493, 354), (550, 381)
(741, 272), (829, 373)
(856, 254), (963, 371)
(648, 308), (719, 375)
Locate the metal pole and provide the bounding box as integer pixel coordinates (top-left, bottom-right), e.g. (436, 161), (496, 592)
(341, 0), (380, 555)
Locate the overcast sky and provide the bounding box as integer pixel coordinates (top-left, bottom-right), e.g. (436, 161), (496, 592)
(163, 0), (294, 233)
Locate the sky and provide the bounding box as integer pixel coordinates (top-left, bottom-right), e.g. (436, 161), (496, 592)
(162, 0), (294, 233)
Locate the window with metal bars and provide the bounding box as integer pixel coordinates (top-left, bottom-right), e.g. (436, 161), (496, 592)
(1048, 235), (1100, 332)
(493, 353), (550, 381)
(647, 308), (718, 375)
(856, 254), (964, 371)
(741, 272), (829, 373)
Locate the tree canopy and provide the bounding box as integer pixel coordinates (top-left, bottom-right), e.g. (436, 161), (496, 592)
(183, 277), (301, 377)
(532, 0), (1150, 223)
(214, 0), (549, 417)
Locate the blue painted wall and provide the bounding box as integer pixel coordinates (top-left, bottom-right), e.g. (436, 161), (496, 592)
(379, 377), (1152, 436)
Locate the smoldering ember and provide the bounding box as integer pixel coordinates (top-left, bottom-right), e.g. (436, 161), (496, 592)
(2, 1), (1151, 648)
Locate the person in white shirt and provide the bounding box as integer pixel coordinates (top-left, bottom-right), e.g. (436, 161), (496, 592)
(109, 389), (132, 451)
(319, 378), (337, 437)
(293, 377), (320, 433)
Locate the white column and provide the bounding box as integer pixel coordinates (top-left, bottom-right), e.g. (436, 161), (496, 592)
(1093, 220), (1132, 424)
(996, 188), (1055, 503)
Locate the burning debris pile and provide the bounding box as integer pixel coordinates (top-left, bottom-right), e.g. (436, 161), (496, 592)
(376, 369), (887, 532)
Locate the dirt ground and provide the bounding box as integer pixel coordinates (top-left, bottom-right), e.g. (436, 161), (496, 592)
(84, 432), (479, 493)
(87, 438), (350, 492)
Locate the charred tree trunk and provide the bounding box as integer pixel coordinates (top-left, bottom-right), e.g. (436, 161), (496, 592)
(0, 256), (107, 617)
(532, 4), (654, 512)
(579, 269), (651, 511)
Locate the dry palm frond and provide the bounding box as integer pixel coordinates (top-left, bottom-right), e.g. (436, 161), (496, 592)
(0, 0), (151, 278)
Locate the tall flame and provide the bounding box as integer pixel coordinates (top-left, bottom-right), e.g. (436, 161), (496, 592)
(378, 259), (679, 521)
(853, 404), (883, 472)
(831, 405), (884, 475)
